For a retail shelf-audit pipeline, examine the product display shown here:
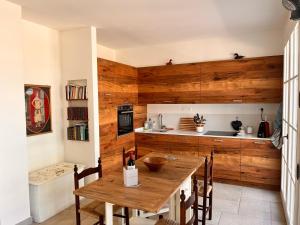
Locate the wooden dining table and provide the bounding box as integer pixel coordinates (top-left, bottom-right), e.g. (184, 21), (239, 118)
(74, 152), (204, 225)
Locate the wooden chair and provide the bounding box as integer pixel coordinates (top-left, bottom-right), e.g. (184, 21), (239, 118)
(122, 145), (138, 167)
(155, 175), (198, 225)
(74, 158), (130, 225)
(197, 151), (214, 225)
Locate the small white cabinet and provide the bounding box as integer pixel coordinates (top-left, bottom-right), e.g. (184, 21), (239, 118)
(29, 162), (85, 223)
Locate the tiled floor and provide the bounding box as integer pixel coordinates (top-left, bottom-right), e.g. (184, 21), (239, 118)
(32, 183), (287, 225)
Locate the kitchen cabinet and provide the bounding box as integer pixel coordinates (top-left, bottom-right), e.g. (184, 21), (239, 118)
(199, 137), (241, 181)
(201, 56), (283, 103)
(137, 55), (283, 104)
(138, 63), (201, 104)
(241, 139), (281, 190)
(136, 132), (281, 190)
(240, 56), (283, 103)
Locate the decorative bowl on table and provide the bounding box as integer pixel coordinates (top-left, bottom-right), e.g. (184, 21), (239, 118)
(143, 157), (168, 172)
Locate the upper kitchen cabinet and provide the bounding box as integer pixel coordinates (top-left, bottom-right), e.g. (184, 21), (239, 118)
(201, 60), (245, 103)
(138, 63), (201, 104)
(240, 56), (283, 103)
(98, 58), (138, 109)
(201, 55), (283, 103)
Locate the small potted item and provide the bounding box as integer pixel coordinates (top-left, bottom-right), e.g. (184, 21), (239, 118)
(194, 113), (206, 133)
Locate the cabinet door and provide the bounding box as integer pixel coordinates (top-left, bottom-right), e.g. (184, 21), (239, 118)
(138, 63), (201, 104)
(135, 133), (170, 157)
(168, 135), (199, 157)
(210, 138), (241, 181)
(240, 56), (283, 103)
(201, 60), (244, 103)
(241, 140), (281, 189)
(98, 58), (138, 108)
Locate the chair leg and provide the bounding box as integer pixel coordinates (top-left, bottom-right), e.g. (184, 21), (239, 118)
(208, 191), (213, 220)
(125, 207), (130, 225)
(75, 207), (81, 225)
(99, 215), (104, 225)
(202, 196), (207, 225)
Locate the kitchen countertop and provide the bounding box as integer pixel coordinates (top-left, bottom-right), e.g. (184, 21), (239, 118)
(135, 128), (272, 141)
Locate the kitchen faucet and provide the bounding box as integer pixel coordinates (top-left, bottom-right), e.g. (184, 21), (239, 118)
(158, 113), (163, 129)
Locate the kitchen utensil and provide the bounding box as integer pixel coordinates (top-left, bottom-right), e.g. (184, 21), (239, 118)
(179, 117), (196, 131)
(143, 157), (167, 172)
(231, 117), (242, 131)
(246, 126), (253, 134)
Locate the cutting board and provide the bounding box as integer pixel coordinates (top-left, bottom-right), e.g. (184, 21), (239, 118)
(179, 117), (196, 131)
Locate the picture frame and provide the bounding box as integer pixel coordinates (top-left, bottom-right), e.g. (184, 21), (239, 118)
(24, 84), (52, 136)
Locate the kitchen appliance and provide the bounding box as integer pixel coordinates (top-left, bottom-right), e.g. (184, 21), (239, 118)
(204, 131), (238, 137)
(257, 108), (270, 138)
(231, 117), (242, 131)
(118, 104), (133, 136)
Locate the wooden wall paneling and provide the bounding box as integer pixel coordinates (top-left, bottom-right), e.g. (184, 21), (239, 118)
(134, 105), (147, 129)
(138, 63), (201, 104)
(98, 58), (146, 175)
(241, 140), (281, 189)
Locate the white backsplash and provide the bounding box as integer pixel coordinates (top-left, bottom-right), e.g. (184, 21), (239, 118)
(147, 104), (280, 134)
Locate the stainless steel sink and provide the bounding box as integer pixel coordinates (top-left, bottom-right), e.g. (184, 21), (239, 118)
(204, 131), (238, 136)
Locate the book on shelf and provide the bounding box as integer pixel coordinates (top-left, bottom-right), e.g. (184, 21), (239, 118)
(67, 107), (88, 120)
(65, 85), (88, 100)
(67, 122), (89, 141)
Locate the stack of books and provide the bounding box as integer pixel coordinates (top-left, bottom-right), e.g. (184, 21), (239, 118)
(67, 123), (89, 141)
(67, 107), (88, 120)
(66, 85), (87, 100)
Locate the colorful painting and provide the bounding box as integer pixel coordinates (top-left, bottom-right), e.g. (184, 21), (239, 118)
(25, 85), (52, 136)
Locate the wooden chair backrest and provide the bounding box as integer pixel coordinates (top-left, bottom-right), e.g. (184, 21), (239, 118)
(204, 151), (214, 186)
(122, 145), (138, 167)
(74, 157), (102, 190)
(180, 176), (198, 225)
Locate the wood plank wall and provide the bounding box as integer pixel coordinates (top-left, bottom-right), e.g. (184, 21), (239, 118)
(98, 58), (146, 175)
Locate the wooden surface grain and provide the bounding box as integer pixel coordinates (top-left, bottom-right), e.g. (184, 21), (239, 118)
(74, 153), (204, 213)
(137, 56), (283, 104)
(98, 58), (147, 175)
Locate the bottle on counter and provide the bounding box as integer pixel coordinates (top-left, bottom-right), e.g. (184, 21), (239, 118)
(127, 152), (135, 170)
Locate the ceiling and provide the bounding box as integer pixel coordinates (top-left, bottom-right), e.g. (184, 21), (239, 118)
(9, 0), (288, 49)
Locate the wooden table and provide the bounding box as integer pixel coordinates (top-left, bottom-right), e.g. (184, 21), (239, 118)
(74, 153), (204, 225)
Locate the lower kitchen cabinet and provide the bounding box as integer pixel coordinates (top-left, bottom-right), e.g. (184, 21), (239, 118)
(241, 139), (281, 190)
(135, 133), (171, 156)
(135, 132), (281, 190)
(199, 137), (241, 182)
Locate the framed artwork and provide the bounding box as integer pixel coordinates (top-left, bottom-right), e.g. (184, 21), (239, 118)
(24, 85), (52, 136)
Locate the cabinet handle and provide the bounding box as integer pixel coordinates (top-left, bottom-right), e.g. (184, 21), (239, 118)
(163, 100), (173, 103)
(233, 99), (243, 103)
(104, 93), (112, 96)
(214, 139), (224, 142)
(254, 141), (265, 145)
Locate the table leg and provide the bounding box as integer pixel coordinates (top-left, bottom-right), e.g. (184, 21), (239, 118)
(170, 175), (192, 223)
(105, 202), (113, 225)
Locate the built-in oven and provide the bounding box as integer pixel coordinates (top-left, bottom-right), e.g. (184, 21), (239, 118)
(117, 104), (133, 136)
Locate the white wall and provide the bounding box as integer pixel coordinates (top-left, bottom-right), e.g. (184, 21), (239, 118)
(0, 1), (30, 224)
(115, 29), (284, 67)
(61, 27), (100, 169)
(22, 20), (64, 172)
(148, 104), (280, 134)
(97, 44), (116, 61)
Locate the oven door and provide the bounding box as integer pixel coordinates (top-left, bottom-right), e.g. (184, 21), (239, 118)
(118, 110), (133, 136)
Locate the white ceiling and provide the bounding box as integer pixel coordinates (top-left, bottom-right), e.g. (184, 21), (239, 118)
(9, 0), (288, 49)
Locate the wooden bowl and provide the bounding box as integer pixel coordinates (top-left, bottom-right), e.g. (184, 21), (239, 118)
(143, 157), (167, 172)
